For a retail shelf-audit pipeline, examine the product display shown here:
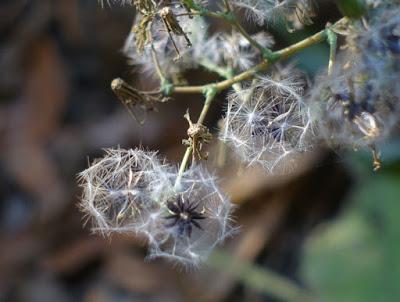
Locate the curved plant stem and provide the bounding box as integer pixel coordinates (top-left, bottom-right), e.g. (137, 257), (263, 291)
(199, 59), (232, 78)
(197, 86), (217, 124)
(175, 145), (193, 189)
(150, 43), (166, 82)
(326, 28), (338, 76)
(196, 0), (276, 59)
(174, 88), (217, 188)
(171, 16), (346, 182)
(171, 19), (347, 95)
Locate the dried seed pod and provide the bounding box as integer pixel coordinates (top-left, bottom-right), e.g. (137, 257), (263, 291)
(164, 196), (206, 238)
(159, 6), (192, 59)
(111, 78), (167, 124)
(183, 111), (212, 161)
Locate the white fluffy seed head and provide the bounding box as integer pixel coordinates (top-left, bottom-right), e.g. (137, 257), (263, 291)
(310, 7), (400, 149)
(231, 0), (314, 28)
(145, 166), (235, 267)
(220, 66), (314, 173)
(78, 149), (235, 266)
(123, 10), (208, 78)
(78, 148), (168, 235)
(123, 10), (274, 77)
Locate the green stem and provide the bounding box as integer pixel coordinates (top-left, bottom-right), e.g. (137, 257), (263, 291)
(150, 43), (166, 82)
(174, 87), (217, 188)
(326, 28), (338, 76)
(192, 0), (276, 61)
(151, 43), (173, 94)
(197, 85), (217, 124)
(199, 59), (232, 78)
(230, 17), (277, 61)
(174, 145), (193, 189)
(171, 19), (348, 94)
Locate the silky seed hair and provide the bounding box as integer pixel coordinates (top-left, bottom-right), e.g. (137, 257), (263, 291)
(78, 148), (168, 235)
(231, 0), (315, 28)
(221, 65), (314, 173)
(123, 6), (208, 79)
(81, 0), (400, 267)
(145, 165), (235, 267)
(78, 148), (235, 266)
(309, 6), (400, 149)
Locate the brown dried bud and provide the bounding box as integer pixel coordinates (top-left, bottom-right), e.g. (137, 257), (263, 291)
(183, 111), (212, 160)
(111, 78), (167, 125)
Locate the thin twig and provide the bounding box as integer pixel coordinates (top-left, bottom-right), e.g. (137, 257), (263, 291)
(150, 43), (166, 82)
(174, 88), (217, 189)
(171, 18), (346, 95)
(197, 1), (274, 59)
(326, 27), (338, 76)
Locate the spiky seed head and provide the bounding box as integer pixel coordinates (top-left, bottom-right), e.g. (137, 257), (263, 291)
(146, 166), (235, 267)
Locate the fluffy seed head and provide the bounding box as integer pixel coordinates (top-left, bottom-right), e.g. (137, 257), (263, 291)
(78, 148), (166, 234)
(221, 66), (314, 173)
(145, 166), (235, 267)
(123, 8), (208, 78)
(231, 0), (314, 28)
(310, 6), (400, 148)
(78, 149), (235, 266)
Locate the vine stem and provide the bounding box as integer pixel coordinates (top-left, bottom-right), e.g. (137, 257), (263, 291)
(172, 17), (346, 186)
(174, 88), (217, 189)
(187, 0), (275, 59)
(231, 18), (272, 56)
(150, 43), (166, 82)
(174, 146), (192, 189)
(171, 18), (346, 95)
(326, 28), (338, 75)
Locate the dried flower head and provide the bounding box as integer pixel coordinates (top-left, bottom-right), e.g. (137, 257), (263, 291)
(111, 78), (167, 124)
(182, 110), (212, 161)
(221, 66), (314, 173)
(164, 196), (206, 238)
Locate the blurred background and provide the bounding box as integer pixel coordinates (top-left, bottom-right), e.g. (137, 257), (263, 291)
(0, 1), (399, 301)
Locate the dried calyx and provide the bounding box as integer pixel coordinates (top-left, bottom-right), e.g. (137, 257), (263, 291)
(183, 111), (212, 161)
(111, 78), (168, 124)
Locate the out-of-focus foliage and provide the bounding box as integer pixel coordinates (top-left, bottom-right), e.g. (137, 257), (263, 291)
(302, 143), (400, 302)
(336, 0), (367, 19)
